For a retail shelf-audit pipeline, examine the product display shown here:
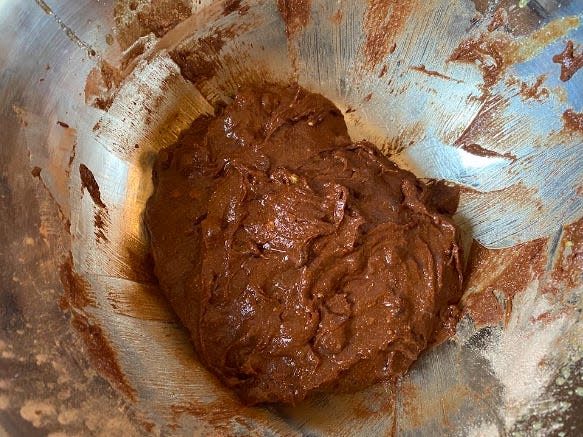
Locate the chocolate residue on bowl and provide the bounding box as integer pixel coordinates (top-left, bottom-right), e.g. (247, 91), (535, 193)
(59, 254), (96, 310)
(276, 0), (313, 39)
(31, 166), (42, 178)
(113, 0), (192, 50)
(94, 211), (109, 243)
(169, 393), (286, 435)
(410, 64), (463, 84)
(548, 217), (583, 291)
(552, 40), (583, 82)
(223, 0), (242, 15)
(453, 95), (512, 152)
(463, 288), (504, 327)
(169, 26), (237, 85)
(170, 50), (219, 86)
(378, 64), (388, 78)
(330, 7), (343, 25)
(487, 8), (507, 33)
(59, 255), (136, 401)
(363, 0), (412, 69)
(461, 143), (517, 162)
(449, 35), (508, 87)
(99, 61), (123, 90)
(84, 62), (122, 111)
(71, 313), (137, 401)
(518, 75), (549, 101)
(450, 16), (580, 90)
(562, 109), (583, 134)
(472, 0), (539, 36)
(79, 164), (106, 209)
(461, 238), (548, 327)
(136, 0), (191, 39)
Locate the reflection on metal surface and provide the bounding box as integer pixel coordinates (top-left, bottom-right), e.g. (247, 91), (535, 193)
(34, 0), (98, 57)
(1, 0), (582, 435)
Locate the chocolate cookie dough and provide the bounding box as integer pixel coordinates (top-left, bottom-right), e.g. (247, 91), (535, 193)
(145, 84), (463, 405)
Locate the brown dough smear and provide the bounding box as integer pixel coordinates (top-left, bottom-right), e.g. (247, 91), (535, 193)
(145, 84), (463, 405)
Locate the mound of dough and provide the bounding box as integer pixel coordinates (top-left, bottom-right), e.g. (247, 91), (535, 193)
(145, 84), (463, 405)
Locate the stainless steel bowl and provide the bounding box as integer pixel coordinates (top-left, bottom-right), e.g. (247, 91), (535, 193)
(1, 0), (582, 435)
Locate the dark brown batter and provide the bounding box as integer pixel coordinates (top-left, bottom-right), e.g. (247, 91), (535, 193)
(145, 84), (463, 405)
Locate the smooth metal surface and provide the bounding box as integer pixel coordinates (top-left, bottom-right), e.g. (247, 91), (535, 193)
(1, 0), (582, 435)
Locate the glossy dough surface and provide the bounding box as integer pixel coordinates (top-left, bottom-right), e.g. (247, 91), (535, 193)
(145, 84), (463, 404)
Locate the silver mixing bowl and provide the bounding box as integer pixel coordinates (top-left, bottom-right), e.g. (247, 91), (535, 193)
(1, 0), (582, 435)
